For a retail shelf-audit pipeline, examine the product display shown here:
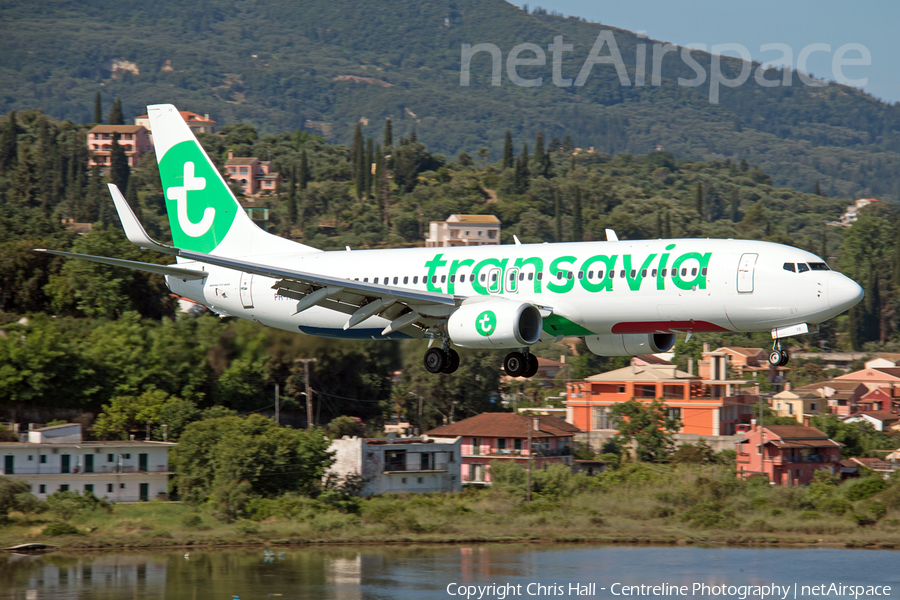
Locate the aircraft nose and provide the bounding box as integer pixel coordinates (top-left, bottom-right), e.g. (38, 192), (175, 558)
(828, 275), (864, 313)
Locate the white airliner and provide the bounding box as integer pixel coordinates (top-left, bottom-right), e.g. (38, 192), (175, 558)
(40, 104), (864, 377)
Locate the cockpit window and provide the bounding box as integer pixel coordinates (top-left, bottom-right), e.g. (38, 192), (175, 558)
(783, 263), (796, 272)
(808, 262), (830, 271)
(797, 263), (810, 273)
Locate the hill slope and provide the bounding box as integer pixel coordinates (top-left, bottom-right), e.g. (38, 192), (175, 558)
(2, 0), (900, 199)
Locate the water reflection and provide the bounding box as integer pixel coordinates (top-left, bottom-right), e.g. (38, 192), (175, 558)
(0, 544), (897, 600)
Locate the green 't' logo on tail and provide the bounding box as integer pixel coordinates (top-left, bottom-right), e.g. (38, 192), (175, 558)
(158, 141), (236, 253)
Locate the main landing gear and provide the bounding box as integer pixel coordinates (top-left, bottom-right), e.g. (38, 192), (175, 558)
(423, 346), (460, 374)
(768, 340), (790, 367)
(504, 349), (539, 378)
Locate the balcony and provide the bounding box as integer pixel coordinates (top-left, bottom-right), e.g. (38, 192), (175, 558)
(2, 465), (170, 476)
(780, 454), (837, 464)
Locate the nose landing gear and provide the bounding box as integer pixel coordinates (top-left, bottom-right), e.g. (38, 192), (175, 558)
(768, 340), (790, 367)
(504, 350), (539, 378)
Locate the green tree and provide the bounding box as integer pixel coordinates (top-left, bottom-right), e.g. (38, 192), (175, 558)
(0, 111), (18, 170)
(0, 479), (39, 524)
(326, 415), (365, 438)
(108, 97), (123, 125)
(298, 148), (310, 190)
(572, 186), (583, 242)
(108, 134), (130, 193)
(383, 118), (392, 148)
(695, 181), (704, 217)
(502, 130), (513, 169)
(534, 131), (544, 167)
(93, 388), (189, 440)
(610, 399), (680, 462)
(93, 92), (102, 124)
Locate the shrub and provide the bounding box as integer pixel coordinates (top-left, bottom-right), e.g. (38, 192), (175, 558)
(798, 511), (822, 520)
(234, 520), (260, 535)
(42, 522), (83, 536)
(818, 497), (853, 515)
(44, 490), (112, 520)
(844, 477), (887, 501)
(680, 502), (739, 529)
(746, 519), (774, 533)
(181, 513), (204, 529)
(210, 479), (252, 523)
(860, 500), (887, 521)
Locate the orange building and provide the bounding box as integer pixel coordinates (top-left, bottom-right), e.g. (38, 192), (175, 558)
(87, 125), (152, 168)
(736, 423), (842, 485)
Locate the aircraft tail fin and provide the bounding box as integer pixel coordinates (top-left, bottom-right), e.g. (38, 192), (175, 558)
(147, 104), (318, 257)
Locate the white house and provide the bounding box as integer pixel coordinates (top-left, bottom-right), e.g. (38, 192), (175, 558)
(327, 434), (461, 496)
(841, 411), (900, 432)
(0, 424), (175, 502)
(425, 214), (501, 248)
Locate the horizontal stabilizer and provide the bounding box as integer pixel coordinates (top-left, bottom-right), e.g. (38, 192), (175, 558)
(35, 249), (208, 280)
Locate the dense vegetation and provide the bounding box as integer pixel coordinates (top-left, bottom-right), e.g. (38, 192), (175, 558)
(1, 0), (900, 201)
(3, 105), (900, 431)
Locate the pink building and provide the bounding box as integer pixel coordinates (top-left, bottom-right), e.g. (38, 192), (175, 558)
(735, 424), (842, 485)
(87, 125), (152, 168)
(425, 413), (579, 484)
(225, 151), (281, 196)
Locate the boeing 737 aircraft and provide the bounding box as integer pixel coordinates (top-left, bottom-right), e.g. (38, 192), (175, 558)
(40, 104), (864, 377)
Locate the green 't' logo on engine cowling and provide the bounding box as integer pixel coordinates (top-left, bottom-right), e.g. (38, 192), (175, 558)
(158, 140), (236, 253)
(476, 310), (497, 336)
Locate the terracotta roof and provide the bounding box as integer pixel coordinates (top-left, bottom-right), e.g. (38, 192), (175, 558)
(870, 353), (900, 362)
(447, 214), (501, 224)
(136, 110), (217, 124)
(425, 413), (580, 439)
(586, 363), (696, 382)
(226, 157), (258, 165)
(88, 125), (145, 133)
(835, 368), (900, 381)
(765, 425), (830, 440)
(857, 411), (900, 422)
(769, 439), (842, 449)
(874, 368), (900, 378)
(717, 347), (765, 357)
(797, 380), (866, 392)
(634, 354), (672, 365)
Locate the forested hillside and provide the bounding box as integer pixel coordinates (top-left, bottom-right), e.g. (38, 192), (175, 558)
(2, 0), (900, 201)
(2, 104), (900, 432)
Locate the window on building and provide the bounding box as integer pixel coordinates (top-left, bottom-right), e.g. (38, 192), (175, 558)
(239, 167), (248, 174)
(471, 437), (480, 455)
(402, 477), (407, 484)
(40, 455), (47, 463)
(385, 450), (406, 471)
(497, 438), (507, 450)
(488, 230), (496, 239)
(59, 485), (69, 492)
(107, 453), (114, 462)
(514, 438), (522, 451)
(120, 483), (126, 489)
(107, 483), (114, 493)
(593, 406), (614, 430)
(420, 453), (432, 470)
(617, 385), (625, 394)
(810, 402), (818, 411)
(39, 484), (46, 494)
(668, 407), (682, 421)
(85, 484), (94, 494)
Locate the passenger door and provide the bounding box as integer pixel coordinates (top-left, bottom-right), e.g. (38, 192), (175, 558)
(737, 253), (758, 293)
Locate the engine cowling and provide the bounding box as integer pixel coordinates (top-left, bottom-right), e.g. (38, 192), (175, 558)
(448, 299), (543, 349)
(584, 333), (677, 356)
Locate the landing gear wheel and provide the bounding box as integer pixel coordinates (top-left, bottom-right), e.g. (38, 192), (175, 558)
(424, 347), (447, 373)
(504, 351), (527, 377)
(442, 349), (460, 374)
(778, 351), (790, 367)
(768, 349), (783, 367)
(522, 354), (539, 378)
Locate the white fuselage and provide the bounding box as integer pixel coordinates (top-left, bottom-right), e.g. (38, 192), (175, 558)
(166, 238), (861, 343)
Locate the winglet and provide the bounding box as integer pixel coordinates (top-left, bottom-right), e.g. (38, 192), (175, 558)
(108, 183), (178, 255)
(605, 228), (619, 242)
(513, 235), (522, 246)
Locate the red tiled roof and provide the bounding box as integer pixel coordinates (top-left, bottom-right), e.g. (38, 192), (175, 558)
(765, 425), (830, 440)
(89, 125), (145, 133)
(718, 347), (765, 357)
(226, 157), (258, 165)
(797, 380), (866, 392)
(857, 411), (900, 422)
(874, 368), (900, 378)
(425, 413), (581, 439)
(634, 354), (671, 365)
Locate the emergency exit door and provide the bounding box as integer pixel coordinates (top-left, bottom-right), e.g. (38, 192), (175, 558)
(737, 253), (758, 293)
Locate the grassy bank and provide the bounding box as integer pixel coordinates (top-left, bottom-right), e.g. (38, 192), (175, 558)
(2, 465), (899, 551)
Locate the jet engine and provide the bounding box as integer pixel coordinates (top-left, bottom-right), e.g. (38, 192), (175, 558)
(584, 333), (677, 356)
(448, 299), (543, 349)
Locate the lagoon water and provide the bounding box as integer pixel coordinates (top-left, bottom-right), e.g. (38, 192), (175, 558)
(0, 544), (898, 600)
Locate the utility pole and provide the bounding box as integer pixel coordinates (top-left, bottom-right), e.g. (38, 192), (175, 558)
(275, 383), (280, 425)
(296, 358), (317, 430)
(527, 417), (536, 503)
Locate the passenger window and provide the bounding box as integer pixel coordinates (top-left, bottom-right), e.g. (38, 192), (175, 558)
(651, 269), (657, 277)
(619, 270), (626, 278)
(557, 272), (564, 280)
(432, 276), (437, 283)
(641, 269), (647, 278)
(385, 277), (390, 285)
(413, 276), (418, 284)
(809, 262), (830, 271)
(519, 272), (525, 281)
(470, 274), (475, 282)
(393, 276), (399, 284)
(441, 275), (446, 283)
(681, 268), (687, 276)
(364, 277), (369, 282)
(450, 275), (455, 283)
(403, 276), (409, 284)
(701, 268), (708, 276)
(691, 268), (697, 276)
(491, 273), (497, 282)
(509, 272), (516, 281)
(661, 269), (667, 277)
(374, 277), (379, 284)
(588, 270), (594, 279)
(354, 277), (359, 281)
(630, 270), (636, 278)
(528, 273), (533, 281)
(783, 263), (796, 272)
(598, 271), (604, 280)
(797, 263), (810, 273)
(480, 274), (486, 282)
(578, 271), (584, 279)
(537, 273), (543, 281)
(567, 272), (573, 280)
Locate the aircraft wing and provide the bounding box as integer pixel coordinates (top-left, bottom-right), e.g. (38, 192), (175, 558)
(35, 249), (209, 280)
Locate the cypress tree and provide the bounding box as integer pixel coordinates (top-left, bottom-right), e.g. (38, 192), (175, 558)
(865, 270), (881, 343)
(287, 166), (297, 225)
(125, 175), (142, 222)
(664, 212), (672, 238)
(0, 110), (18, 170)
(351, 123), (363, 178)
(374, 145), (383, 204)
(12, 146), (38, 207)
(502, 131), (513, 169)
(521, 143), (529, 178)
(554, 190), (562, 243)
(383, 118), (393, 147)
(380, 151), (391, 226)
(365, 137), (374, 197)
(656, 212), (663, 238)
(83, 164), (103, 222)
(730, 188), (740, 222)
(94, 92), (102, 124)
(534, 131), (544, 167)
(409, 130), (417, 144)
(108, 97), (123, 125)
(814, 180), (821, 196)
(109, 134), (130, 192)
(298, 149), (309, 190)
(572, 187), (583, 242)
(696, 182), (704, 217)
